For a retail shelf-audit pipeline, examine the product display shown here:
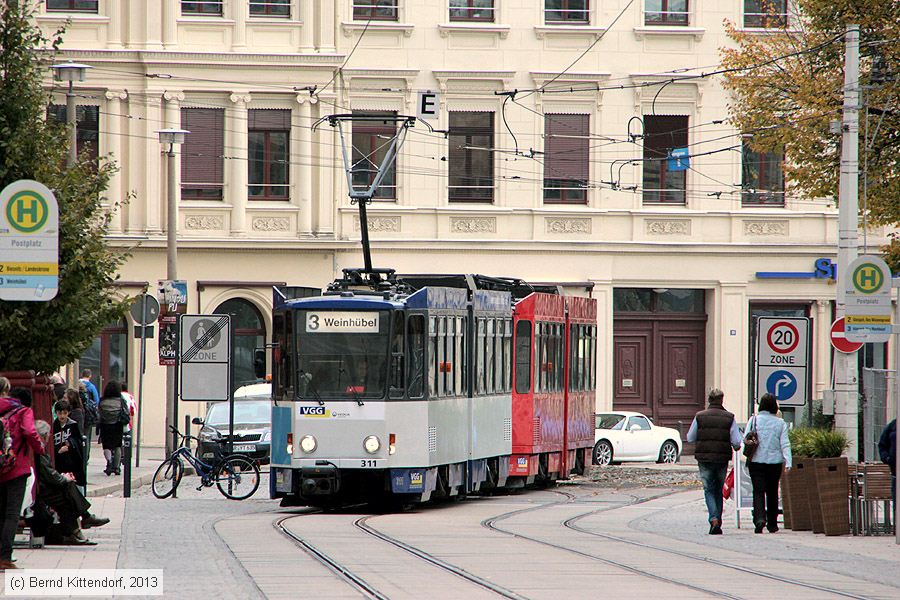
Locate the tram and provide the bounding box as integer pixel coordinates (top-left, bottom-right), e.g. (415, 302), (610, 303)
(267, 270), (597, 507)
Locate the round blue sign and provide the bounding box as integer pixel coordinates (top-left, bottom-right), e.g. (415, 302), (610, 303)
(766, 370), (798, 400)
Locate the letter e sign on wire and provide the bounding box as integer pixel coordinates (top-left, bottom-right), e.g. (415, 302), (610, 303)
(755, 316), (809, 406)
(417, 91), (440, 121)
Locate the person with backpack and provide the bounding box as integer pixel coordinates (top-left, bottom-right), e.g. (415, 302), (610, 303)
(0, 376), (44, 570)
(78, 381), (98, 462)
(98, 381), (128, 476)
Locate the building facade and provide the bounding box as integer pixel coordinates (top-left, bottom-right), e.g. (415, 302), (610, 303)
(36, 0), (887, 446)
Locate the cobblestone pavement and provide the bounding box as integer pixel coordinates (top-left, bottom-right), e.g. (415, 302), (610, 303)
(585, 464), (702, 488)
(119, 473), (278, 599)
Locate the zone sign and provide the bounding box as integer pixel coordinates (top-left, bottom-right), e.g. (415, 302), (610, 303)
(755, 316), (809, 407)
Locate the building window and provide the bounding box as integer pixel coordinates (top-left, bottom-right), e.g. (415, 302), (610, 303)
(250, 0), (290, 17)
(46, 0), (98, 12)
(642, 115), (688, 204)
(181, 1), (223, 16)
(78, 319), (128, 394)
(448, 112), (494, 202)
(644, 0), (689, 25)
(545, 0), (589, 24)
(48, 104), (99, 162)
(744, 0), (787, 29)
(741, 144), (784, 206)
(450, 0), (494, 22)
(351, 111), (397, 200)
(181, 108), (225, 200)
(544, 114), (589, 204)
(214, 299), (266, 390)
(249, 109), (291, 200)
(353, 0), (398, 21)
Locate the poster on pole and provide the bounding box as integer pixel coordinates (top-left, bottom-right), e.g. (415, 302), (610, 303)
(157, 279), (187, 324)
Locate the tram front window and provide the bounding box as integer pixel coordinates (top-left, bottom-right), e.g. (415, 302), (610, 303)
(296, 310), (390, 400)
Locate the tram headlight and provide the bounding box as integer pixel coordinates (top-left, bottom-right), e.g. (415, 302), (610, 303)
(299, 435), (317, 454)
(363, 435), (381, 454)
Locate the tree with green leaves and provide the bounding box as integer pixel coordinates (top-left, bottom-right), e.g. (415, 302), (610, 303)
(720, 1), (900, 265)
(0, 1), (129, 373)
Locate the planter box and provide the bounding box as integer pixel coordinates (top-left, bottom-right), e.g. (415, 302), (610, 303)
(785, 460), (813, 531)
(781, 466), (793, 529)
(813, 457), (850, 536)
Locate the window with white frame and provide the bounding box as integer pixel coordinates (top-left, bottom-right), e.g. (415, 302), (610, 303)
(743, 0), (787, 29)
(741, 143), (784, 206)
(181, 1), (223, 16)
(46, 0), (98, 12)
(351, 111), (398, 200)
(249, 109), (291, 200)
(644, 0), (689, 26)
(353, 0), (399, 21)
(47, 105), (99, 162)
(642, 115), (688, 204)
(543, 114), (589, 204)
(450, 0), (495, 22)
(448, 112), (494, 202)
(250, 0), (291, 17)
(545, 0), (589, 24)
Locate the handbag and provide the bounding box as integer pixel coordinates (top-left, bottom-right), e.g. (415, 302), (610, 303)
(117, 398), (131, 426)
(743, 415), (759, 459)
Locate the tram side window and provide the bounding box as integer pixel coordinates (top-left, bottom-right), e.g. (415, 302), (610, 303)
(589, 325), (597, 390)
(515, 320), (532, 394)
(454, 317), (463, 396)
(389, 313), (404, 399)
(447, 317), (456, 397)
(502, 319), (512, 393)
(273, 313), (294, 400)
(407, 315), (425, 398)
(460, 316), (468, 393)
(535, 322), (546, 393)
(485, 319), (495, 394)
(477, 318), (486, 395)
(556, 323), (565, 392)
(437, 317), (446, 397)
(429, 316), (438, 398)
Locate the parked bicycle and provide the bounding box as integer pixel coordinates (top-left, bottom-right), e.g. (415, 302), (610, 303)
(152, 425), (260, 500)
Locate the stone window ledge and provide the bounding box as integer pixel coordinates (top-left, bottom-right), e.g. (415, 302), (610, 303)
(534, 25), (606, 40)
(438, 23), (510, 39)
(341, 21), (414, 37)
(633, 26), (705, 40)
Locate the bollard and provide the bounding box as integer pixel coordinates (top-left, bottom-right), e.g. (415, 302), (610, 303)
(123, 432), (132, 498)
(184, 414), (191, 450)
(82, 434), (89, 494)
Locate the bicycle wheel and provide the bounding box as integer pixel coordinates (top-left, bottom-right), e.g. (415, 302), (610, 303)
(151, 456), (184, 499)
(215, 455), (260, 500)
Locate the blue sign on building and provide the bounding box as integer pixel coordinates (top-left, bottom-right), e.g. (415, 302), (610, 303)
(667, 147), (690, 172)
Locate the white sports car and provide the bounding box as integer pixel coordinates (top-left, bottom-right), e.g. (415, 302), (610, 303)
(593, 412), (683, 466)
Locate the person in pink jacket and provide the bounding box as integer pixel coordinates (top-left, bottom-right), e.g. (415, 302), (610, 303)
(0, 377), (44, 570)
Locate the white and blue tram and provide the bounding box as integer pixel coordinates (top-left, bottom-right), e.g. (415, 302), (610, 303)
(269, 275), (516, 506)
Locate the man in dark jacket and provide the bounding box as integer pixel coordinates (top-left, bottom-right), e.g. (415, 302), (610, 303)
(878, 419), (896, 503)
(686, 389), (743, 534)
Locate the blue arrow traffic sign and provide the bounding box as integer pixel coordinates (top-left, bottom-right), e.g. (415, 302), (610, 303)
(766, 370), (798, 401)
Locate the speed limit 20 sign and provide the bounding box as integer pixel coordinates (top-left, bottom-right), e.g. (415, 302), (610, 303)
(755, 317), (809, 407)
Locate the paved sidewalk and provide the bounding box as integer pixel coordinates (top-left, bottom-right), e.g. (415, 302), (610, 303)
(83, 440), (166, 498)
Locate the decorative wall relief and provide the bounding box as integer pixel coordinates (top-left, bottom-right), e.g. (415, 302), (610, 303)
(450, 217), (496, 233)
(353, 216), (400, 232)
(252, 217), (290, 232)
(743, 220), (788, 236)
(546, 217), (592, 234)
(645, 219), (690, 235)
(184, 215), (224, 230)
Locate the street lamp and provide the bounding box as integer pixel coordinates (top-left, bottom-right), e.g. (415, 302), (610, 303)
(157, 128), (189, 454)
(50, 62), (92, 167)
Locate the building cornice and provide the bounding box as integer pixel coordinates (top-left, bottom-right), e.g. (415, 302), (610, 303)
(35, 48), (346, 67)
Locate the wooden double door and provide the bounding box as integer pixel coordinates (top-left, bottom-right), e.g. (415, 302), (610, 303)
(613, 318), (706, 434)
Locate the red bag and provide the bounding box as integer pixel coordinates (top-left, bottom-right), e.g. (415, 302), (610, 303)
(722, 467), (735, 500)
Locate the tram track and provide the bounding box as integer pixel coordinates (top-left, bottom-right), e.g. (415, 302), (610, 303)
(561, 494), (874, 600)
(275, 511), (527, 600)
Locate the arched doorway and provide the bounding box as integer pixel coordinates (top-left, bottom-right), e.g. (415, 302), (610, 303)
(214, 298), (266, 390)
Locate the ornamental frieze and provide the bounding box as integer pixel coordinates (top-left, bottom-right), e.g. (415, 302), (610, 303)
(184, 215), (224, 230)
(353, 216), (400, 232)
(252, 217), (290, 232)
(645, 219), (690, 235)
(743, 220), (788, 236)
(451, 217), (496, 233)
(546, 217), (592, 234)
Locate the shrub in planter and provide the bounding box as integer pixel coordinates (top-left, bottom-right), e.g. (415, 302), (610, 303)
(788, 429), (851, 535)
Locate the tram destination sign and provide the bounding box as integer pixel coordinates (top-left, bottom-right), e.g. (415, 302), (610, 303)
(0, 180), (59, 301)
(306, 311), (379, 333)
(754, 316), (809, 407)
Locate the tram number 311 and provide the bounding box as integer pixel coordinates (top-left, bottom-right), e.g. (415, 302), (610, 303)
(360, 459), (377, 467)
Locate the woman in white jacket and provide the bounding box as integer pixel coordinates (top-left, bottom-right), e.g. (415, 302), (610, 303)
(745, 393), (792, 533)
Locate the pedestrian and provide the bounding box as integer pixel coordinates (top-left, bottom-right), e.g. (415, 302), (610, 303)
(52, 400), (86, 488)
(7, 388), (32, 409)
(78, 381), (97, 462)
(98, 381), (127, 476)
(686, 388), (743, 534)
(63, 389), (86, 440)
(79, 369), (100, 443)
(0, 376), (44, 570)
(744, 393), (792, 533)
(120, 383), (136, 434)
(878, 418), (896, 504)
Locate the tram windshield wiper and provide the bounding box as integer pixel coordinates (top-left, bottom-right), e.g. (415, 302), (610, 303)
(299, 370), (325, 406)
(338, 365), (365, 406)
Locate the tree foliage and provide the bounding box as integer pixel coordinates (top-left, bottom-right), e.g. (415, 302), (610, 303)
(720, 1), (900, 264)
(0, 1), (129, 373)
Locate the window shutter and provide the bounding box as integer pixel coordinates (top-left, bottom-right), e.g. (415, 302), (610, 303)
(181, 108), (224, 191)
(544, 114), (589, 183)
(249, 109), (291, 130)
